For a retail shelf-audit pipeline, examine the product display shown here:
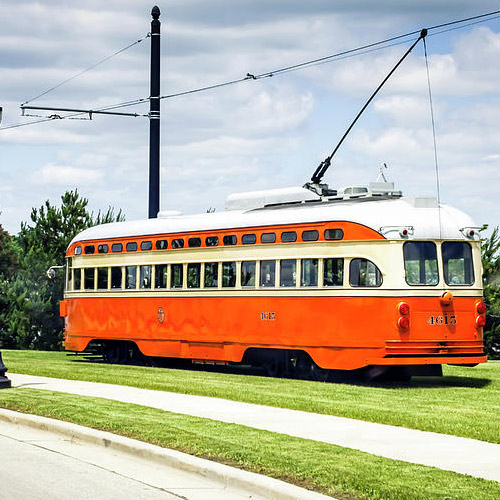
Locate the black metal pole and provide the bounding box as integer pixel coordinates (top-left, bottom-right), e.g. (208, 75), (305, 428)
(0, 350), (11, 389)
(149, 6), (161, 218)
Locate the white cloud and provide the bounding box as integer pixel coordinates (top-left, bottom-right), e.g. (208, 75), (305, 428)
(33, 164), (104, 186)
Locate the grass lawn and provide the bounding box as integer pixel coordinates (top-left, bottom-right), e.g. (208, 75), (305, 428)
(0, 388), (499, 500)
(3, 350), (499, 443)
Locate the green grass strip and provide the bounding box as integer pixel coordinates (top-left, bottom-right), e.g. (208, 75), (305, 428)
(4, 350), (500, 443)
(0, 388), (499, 500)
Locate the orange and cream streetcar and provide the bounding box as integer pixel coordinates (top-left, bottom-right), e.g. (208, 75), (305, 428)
(60, 179), (487, 380)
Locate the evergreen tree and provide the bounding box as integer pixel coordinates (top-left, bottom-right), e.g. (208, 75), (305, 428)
(482, 227), (500, 359)
(1, 191), (124, 350)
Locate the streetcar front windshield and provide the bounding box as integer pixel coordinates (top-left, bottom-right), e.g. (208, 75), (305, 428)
(442, 242), (474, 285)
(403, 242), (438, 286)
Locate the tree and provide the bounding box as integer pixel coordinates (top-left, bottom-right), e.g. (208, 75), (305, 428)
(2, 191), (124, 350)
(482, 227), (500, 359)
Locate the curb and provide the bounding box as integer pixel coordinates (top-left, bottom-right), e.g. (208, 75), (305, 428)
(0, 408), (336, 500)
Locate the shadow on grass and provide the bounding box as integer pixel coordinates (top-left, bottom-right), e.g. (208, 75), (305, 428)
(66, 353), (492, 389)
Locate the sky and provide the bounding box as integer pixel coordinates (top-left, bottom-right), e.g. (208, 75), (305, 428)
(1, 0), (500, 236)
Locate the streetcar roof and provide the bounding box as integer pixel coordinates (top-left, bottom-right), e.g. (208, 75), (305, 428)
(69, 195), (480, 247)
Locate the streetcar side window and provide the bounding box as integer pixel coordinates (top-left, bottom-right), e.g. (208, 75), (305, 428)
(280, 259), (297, 287)
(242, 234), (256, 245)
(111, 243), (123, 253)
(84, 268), (95, 290)
(204, 262), (219, 288)
(206, 236), (219, 247)
(241, 261), (256, 287)
(171, 264), (183, 288)
(223, 235), (237, 246)
(324, 258), (344, 286)
(140, 265), (152, 289)
(188, 237), (202, 248)
(84, 245), (95, 255)
(74, 246), (82, 255)
(301, 259), (318, 286)
(172, 238), (185, 249)
(302, 230), (319, 242)
(261, 232), (276, 244)
(442, 242), (474, 286)
(187, 263), (201, 288)
(349, 259), (382, 287)
(281, 231), (297, 243)
(403, 242), (438, 286)
(74, 268), (82, 290)
(141, 241), (153, 251)
(97, 267), (108, 290)
(111, 267), (122, 289)
(126, 266), (137, 289)
(98, 244), (108, 254)
(260, 260), (276, 287)
(155, 264), (167, 289)
(222, 262), (236, 287)
(156, 240), (168, 250)
(324, 229), (344, 241)
(67, 261), (73, 291)
(126, 242), (138, 252)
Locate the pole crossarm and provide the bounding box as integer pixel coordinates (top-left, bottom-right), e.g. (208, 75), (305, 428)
(20, 105), (147, 118)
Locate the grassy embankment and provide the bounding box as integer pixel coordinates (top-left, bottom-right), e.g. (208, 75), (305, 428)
(1, 351), (499, 500)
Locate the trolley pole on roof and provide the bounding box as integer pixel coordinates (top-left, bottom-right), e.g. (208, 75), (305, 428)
(149, 6), (161, 218)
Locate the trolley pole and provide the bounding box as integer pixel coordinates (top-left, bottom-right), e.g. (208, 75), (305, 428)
(148, 6), (161, 218)
(0, 350), (11, 389)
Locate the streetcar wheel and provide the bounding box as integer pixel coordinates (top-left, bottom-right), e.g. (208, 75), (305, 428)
(103, 343), (124, 364)
(263, 356), (282, 377)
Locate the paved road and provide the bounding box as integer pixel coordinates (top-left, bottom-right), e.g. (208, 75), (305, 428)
(0, 416), (270, 500)
(9, 373), (500, 482)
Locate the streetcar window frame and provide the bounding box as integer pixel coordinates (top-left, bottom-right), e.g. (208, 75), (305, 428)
(84, 268), (95, 290)
(126, 242), (138, 252)
(84, 245), (95, 255)
(442, 242), (474, 286)
(261, 232), (276, 244)
(156, 240), (168, 250)
(125, 265), (137, 289)
(155, 264), (168, 289)
(301, 258), (318, 287)
(204, 262), (219, 288)
(349, 258), (383, 287)
(280, 259), (297, 287)
(403, 242), (439, 286)
(281, 231), (297, 243)
(97, 267), (108, 290)
(111, 243), (123, 253)
(223, 235), (237, 246)
(140, 265), (152, 289)
(140, 241), (153, 251)
(241, 261), (256, 287)
(302, 230), (319, 242)
(187, 263), (201, 288)
(222, 261), (236, 287)
(188, 237), (202, 248)
(74, 246), (82, 255)
(171, 263), (183, 288)
(111, 267), (123, 289)
(98, 244), (109, 254)
(260, 260), (276, 287)
(172, 238), (185, 249)
(242, 234), (257, 245)
(74, 268), (82, 290)
(324, 229), (344, 241)
(206, 236), (219, 247)
(323, 258), (344, 287)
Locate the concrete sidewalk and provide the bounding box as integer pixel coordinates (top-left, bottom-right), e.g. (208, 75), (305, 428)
(9, 373), (500, 482)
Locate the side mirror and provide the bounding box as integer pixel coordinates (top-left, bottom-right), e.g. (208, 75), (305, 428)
(46, 265), (64, 279)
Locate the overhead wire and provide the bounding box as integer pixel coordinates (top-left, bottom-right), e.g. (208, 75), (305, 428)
(3, 8), (500, 132)
(21, 33), (151, 106)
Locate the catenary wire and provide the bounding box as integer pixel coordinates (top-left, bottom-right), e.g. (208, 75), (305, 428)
(21, 33), (151, 106)
(4, 8), (500, 132)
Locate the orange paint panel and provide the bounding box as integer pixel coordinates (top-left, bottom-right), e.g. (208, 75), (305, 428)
(64, 294), (485, 370)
